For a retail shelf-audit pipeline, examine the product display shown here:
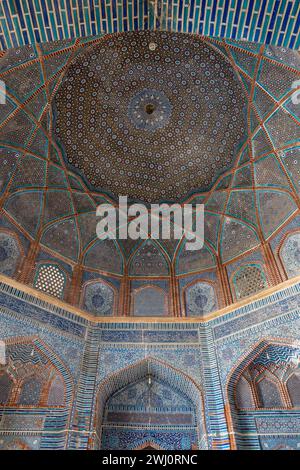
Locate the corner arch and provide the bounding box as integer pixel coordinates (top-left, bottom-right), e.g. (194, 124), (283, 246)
(226, 338), (300, 450)
(0, 335), (74, 407)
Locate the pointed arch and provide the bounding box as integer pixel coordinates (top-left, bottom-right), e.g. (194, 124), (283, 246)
(83, 238), (123, 275)
(134, 441), (163, 450)
(93, 357), (207, 450)
(220, 217), (260, 263)
(4, 190), (43, 238)
(183, 279), (217, 318)
(175, 239), (216, 275)
(40, 217), (79, 262)
(129, 239), (170, 276)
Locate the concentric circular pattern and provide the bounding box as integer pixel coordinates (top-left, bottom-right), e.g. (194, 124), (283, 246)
(54, 31), (247, 203)
(128, 89), (172, 131)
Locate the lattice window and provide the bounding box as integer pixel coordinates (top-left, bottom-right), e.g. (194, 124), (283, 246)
(233, 265), (267, 300)
(34, 264), (66, 299)
(286, 373), (300, 407)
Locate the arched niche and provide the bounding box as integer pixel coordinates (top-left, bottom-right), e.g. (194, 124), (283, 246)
(0, 337), (72, 407)
(227, 340), (300, 450)
(184, 280), (217, 317)
(131, 285), (168, 317)
(129, 240), (169, 276)
(0, 337), (74, 449)
(279, 231), (300, 279)
(93, 358), (207, 450)
(81, 279), (116, 316)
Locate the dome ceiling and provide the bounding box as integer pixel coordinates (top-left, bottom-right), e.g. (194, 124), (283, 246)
(54, 31), (247, 202)
(0, 33), (299, 276)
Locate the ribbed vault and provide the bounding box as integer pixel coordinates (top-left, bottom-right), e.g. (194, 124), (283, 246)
(0, 32), (299, 316)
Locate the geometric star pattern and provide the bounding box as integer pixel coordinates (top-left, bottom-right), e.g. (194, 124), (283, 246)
(0, 35), (299, 271)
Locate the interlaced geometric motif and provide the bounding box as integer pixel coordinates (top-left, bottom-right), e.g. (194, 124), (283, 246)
(185, 282), (217, 317)
(253, 345), (300, 367)
(84, 239), (123, 275)
(130, 241), (169, 276)
(7, 343), (47, 366)
(83, 281), (115, 316)
(283, 147), (300, 194)
(221, 220), (259, 263)
(54, 31), (248, 202)
(0, 28), (299, 315)
(258, 191), (297, 238)
(177, 244), (216, 274)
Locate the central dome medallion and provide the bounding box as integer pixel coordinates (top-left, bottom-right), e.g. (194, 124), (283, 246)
(128, 89), (172, 131)
(54, 31), (247, 203)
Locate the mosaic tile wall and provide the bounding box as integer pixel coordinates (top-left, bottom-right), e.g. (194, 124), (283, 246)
(0, 8), (300, 449)
(0, 276), (300, 449)
(2, 216), (300, 318)
(0, 0), (299, 51)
